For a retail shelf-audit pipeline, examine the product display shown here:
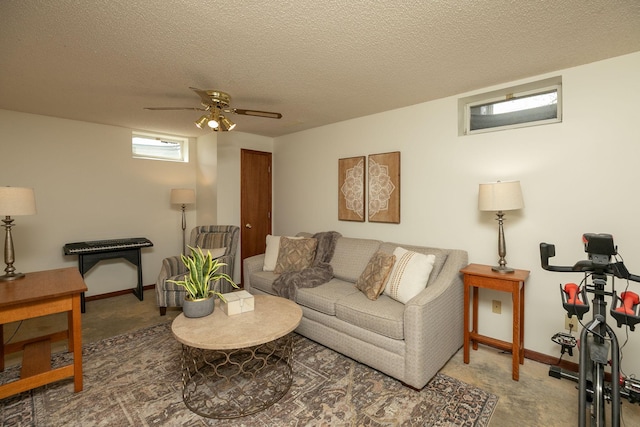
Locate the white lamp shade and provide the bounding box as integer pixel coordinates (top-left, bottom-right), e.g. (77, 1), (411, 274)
(170, 188), (196, 205)
(478, 181), (524, 212)
(0, 187), (36, 216)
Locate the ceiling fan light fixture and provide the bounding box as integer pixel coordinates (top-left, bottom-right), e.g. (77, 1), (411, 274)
(194, 115), (209, 129)
(207, 109), (220, 129)
(220, 115), (236, 131)
(153, 87), (282, 131)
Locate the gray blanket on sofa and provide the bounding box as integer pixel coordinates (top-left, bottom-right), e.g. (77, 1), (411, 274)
(272, 231), (342, 300)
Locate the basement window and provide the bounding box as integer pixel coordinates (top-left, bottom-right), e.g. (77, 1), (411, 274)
(459, 77), (562, 135)
(132, 132), (188, 162)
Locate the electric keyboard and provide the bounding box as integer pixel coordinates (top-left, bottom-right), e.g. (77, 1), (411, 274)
(63, 237), (153, 255)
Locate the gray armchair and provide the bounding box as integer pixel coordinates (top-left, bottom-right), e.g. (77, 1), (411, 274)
(156, 225), (239, 315)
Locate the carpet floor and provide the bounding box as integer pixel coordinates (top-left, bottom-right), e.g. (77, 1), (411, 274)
(1, 322), (497, 426)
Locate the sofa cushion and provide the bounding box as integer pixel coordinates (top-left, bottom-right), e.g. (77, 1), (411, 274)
(335, 292), (405, 340)
(247, 271), (279, 295)
(355, 251), (396, 300)
(274, 237), (318, 274)
(330, 237), (382, 282)
(379, 242), (448, 287)
(295, 279), (360, 316)
(383, 247), (435, 304)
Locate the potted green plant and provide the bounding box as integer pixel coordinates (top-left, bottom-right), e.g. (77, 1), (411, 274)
(168, 245), (238, 318)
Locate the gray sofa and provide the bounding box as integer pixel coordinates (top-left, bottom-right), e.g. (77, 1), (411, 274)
(243, 235), (468, 389)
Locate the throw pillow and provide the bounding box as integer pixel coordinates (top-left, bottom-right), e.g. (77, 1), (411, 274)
(263, 235), (282, 271)
(356, 251), (396, 300)
(262, 234), (302, 271)
(274, 237), (318, 274)
(202, 247), (226, 259)
(383, 247), (436, 304)
(263, 235), (304, 271)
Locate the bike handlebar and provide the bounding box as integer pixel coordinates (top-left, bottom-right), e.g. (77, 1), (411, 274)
(540, 240), (640, 283)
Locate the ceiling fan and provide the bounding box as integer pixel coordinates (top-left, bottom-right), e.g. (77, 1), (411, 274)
(144, 87), (282, 131)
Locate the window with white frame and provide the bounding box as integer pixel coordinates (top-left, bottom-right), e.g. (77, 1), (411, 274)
(132, 132), (188, 162)
(459, 77), (562, 135)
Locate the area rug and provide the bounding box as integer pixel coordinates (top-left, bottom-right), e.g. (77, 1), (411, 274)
(1, 322), (497, 426)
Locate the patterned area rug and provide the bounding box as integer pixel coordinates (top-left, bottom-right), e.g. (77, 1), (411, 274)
(1, 322), (497, 426)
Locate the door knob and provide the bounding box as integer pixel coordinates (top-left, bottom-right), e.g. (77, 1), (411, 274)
(245, 223), (252, 229)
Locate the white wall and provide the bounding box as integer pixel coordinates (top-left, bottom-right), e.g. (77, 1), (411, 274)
(272, 52), (640, 374)
(0, 111), (198, 298)
(195, 132), (218, 226)
(0, 111), (272, 298)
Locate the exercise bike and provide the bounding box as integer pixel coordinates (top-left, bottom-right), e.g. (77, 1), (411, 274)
(540, 233), (640, 427)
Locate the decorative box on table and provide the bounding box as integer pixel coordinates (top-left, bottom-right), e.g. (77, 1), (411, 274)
(221, 290), (255, 316)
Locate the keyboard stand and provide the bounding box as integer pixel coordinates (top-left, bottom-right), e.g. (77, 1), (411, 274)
(76, 247), (145, 313)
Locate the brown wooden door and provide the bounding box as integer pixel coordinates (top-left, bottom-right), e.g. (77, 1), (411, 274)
(240, 149), (272, 284)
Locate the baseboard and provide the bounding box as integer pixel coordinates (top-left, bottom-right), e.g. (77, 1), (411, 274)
(525, 347), (578, 373)
(476, 342), (579, 374)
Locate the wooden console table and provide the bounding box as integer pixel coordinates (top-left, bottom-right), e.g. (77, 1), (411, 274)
(461, 263), (530, 381)
(0, 267), (87, 399)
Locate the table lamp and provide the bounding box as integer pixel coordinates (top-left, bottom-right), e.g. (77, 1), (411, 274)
(478, 180), (524, 273)
(0, 187), (37, 281)
(171, 188), (196, 255)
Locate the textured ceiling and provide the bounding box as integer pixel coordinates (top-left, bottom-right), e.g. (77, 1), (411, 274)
(1, 1), (639, 138)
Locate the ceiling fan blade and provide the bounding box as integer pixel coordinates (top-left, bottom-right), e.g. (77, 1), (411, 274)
(232, 108), (282, 119)
(144, 107), (206, 111)
(189, 87), (214, 106)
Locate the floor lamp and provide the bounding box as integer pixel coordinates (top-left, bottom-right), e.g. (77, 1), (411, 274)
(170, 189), (195, 255)
(0, 187), (37, 281)
(478, 180), (524, 273)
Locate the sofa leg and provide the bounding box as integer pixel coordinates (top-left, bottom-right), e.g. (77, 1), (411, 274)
(159, 306), (167, 316)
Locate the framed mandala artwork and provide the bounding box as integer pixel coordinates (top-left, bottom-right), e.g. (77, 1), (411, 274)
(338, 156), (365, 221)
(368, 151), (400, 223)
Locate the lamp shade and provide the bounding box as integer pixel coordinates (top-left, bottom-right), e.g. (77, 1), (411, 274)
(0, 187), (36, 216)
(170, 188), (196, 205)
(478, 181), (524, 212)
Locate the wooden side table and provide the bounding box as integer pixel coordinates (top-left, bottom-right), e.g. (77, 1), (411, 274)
(461, 263), (530, 381)
(0, 267), (87, 398)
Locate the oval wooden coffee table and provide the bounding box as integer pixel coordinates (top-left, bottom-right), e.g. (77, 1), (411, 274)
(171, 295), (302, 419)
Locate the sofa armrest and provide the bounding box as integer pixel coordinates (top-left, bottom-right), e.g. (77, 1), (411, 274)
(402, 249), (468, 389)
(243, 254), (265, 293)
(157, 255), (188, 284)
